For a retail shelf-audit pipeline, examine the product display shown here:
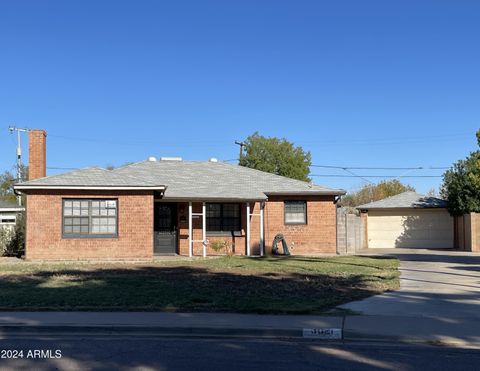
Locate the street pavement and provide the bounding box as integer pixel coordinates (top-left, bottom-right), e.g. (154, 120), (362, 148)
(0, 336), (480, 371)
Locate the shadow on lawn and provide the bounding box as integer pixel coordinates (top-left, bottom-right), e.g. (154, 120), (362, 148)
(0, 264), (397, 313)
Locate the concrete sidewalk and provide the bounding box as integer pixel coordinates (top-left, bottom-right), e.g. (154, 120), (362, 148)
(1, 312), (480, 347)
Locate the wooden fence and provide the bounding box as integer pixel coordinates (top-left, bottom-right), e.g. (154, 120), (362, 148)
(454, 213), (480, 252)
(337, 208), (364, 255)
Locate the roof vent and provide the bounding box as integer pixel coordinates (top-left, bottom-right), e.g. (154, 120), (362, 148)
(160, 157), (183, 161)
(148, 156), (157, 162)
(209, 157), (218, 163)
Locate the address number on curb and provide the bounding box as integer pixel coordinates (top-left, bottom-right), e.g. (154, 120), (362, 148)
(302, 328), (342, 339)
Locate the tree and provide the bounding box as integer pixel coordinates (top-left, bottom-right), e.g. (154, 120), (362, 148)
(0, 166), (28, 204)
(239, 132), (312, 182)
(441, 129), (480, 216)
(0, 171), (17, 204)
(341, 180), (416, 208)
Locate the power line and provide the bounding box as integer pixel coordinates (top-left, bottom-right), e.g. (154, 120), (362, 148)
(310, 165), (449, 170)
(339, 168), (375, 185)
(295, 133), (471, 146)
(310, 174), (443, 178)
(48, 134), (231, 147)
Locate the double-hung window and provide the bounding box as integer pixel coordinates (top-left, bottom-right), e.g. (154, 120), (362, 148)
(284, 201), (307, 225)
(63, 199), (118, 238)
(206, 203), (241, 234)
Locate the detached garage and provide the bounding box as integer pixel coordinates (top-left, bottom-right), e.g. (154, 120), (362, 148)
(357, 192), (454, 249)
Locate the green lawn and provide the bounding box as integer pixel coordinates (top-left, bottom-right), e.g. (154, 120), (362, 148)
(0, 256), (399, 314)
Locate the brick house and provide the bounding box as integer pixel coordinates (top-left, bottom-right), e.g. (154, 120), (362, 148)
(15, 130), (345, 261)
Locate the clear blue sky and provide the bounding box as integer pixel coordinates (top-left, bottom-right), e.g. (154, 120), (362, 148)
(1, 0), (479, 194)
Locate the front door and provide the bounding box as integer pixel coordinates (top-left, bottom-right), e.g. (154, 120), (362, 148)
(154, 203), (177, 254)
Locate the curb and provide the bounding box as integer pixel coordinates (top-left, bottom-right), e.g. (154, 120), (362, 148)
(0, 325), (310, 339)
(343, 331), (480, 349)
(2, 324), (479, 348)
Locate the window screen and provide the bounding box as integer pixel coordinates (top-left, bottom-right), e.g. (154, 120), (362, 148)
(284, 201), (307, 224)
(206, 203), (241, 233)
(63, 199), (118, 237)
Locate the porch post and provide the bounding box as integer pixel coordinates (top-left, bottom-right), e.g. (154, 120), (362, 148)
(202, 202), (207, 258)
(246, 202), (251, 256)
(260, 202), (265, 257)
(188, 202), (193, 257)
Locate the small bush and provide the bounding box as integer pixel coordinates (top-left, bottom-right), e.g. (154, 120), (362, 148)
(210, 240), (225, 252)
(0, 227), (15, 255)
(209, 240), (233, 256)
(2, 213), (25, 258)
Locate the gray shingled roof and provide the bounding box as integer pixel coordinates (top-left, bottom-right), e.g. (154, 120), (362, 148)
(0, 200), (23, 210)
(357, 192), (449, 210)
(14, 167), (165, 189)
(15, 160), (345, 201)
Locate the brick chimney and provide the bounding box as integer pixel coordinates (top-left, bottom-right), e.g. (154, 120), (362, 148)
(28, 129), (47, 180)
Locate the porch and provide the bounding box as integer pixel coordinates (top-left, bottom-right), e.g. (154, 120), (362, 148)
(154, 201), (266, 257)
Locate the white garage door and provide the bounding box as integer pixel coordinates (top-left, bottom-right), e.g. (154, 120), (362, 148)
(368, 209), (454, 249)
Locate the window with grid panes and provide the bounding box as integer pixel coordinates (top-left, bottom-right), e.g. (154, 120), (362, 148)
(206, 203), (241, 233)
(284, 201), (307, 225)
(63, 199), (118, 237)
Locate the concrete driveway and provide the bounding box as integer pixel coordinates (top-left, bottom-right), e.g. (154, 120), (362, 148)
(340, 249), (480, 319)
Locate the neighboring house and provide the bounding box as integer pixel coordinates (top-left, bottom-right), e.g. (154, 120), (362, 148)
(14, 130), (345, 261)
(357, 191), (454, 249)
(0, 200), (24, 231)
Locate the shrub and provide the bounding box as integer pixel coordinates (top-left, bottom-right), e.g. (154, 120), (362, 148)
(2, 213), (25, 258)
(209, 240), (233, 256)
(0, 227), (15, 255)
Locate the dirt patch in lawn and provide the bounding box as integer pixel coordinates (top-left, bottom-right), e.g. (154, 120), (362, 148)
(0, 256), (399, 314)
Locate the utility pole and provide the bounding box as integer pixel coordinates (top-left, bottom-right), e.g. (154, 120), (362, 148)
(235, 141), (246, 161)
(8, 126), (28, 206)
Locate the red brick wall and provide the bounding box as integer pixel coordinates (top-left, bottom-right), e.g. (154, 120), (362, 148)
(28, 130), (47, 180)
(25, 192), (337, 260)
(25, 190), (153, 260)
(264, 196), (337, 255)
(177, 196), (338, 256)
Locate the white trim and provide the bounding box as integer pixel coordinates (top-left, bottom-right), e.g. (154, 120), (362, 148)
(246, 203), (251, 256)
(188, 202), (193, 258)
(155, 197), (267, 202)
(202, 202), (207, 258)
(14, 185), (166, 191)
(260, 202), (265, 257)
(0, 208), (24, 212)
(265, 191), (346, 196)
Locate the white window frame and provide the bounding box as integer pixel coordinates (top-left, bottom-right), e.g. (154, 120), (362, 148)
(62, 199), (118, 238)
(284, 201), (307, 225)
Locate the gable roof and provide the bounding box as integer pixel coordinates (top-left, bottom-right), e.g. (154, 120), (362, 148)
(357, 191), (449, 210)
(14, 160), (345, 201)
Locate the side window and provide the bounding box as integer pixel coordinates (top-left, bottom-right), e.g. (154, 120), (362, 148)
(284, 201), (307, 225)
